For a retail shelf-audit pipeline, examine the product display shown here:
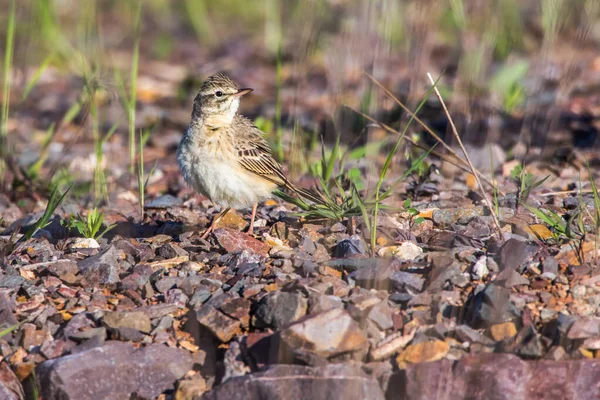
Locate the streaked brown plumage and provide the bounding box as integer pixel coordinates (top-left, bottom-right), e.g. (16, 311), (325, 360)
(177, 73), (321, 237)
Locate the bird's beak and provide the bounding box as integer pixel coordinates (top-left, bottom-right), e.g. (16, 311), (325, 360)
(233, 88), (253, 97)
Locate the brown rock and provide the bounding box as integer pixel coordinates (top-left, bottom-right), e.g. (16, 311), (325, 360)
(215, 209), (247, 230)
(279, 308), (368, 359)
(396, 340), (449, 367)
(175, 374), (207, 400)
(214, 228), (270, 256)
(102, 310), (152, 333)
(196, 306), (241, 342)
(0, 362), (24, 400)
(387, 353), (600, 400)
(489, 322), (518, 341)
(203, 364), (385, 400)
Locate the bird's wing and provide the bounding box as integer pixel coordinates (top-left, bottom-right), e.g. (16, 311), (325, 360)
(236, 130), (290, 187)
(235, 121), (327, 205)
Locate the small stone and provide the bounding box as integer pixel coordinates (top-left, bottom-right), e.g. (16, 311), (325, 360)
(391, 271), (425, 293)
(214, 228), (269, 256)
(215, 209), (247, 230)
(0, 360), (25, 399)
(334, 235), (366, 258)
(396, 340), (449, 366)
(541, 308), (557, 321)
(378, 242), (423, 261)
(195, 306), (241, 342)
(371, 331), (415, 361)
(145, 194), (182, 208)
(70, 238), (100, 249)
(253, 291), (307, 330)
(489, 322), (517, 341)
(572, 285), (587, 300)
(280, 308), (368, 359)
(176, 375), (207, 400)
(471, 256), (489, 280)
(568, 317), (600, 339)
(103, 311), (152, 333)
(455, 325), (494, 346)
(367, 301), (394, 331)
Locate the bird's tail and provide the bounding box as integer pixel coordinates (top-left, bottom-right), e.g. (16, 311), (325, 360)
(291, 185), (328, 206)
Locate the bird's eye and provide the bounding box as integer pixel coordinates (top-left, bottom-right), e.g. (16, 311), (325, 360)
(215, 91), (223, 97)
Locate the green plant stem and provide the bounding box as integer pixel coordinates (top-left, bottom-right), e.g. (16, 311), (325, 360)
(1, 0), (15, 141)
(129, 1), (141, 175)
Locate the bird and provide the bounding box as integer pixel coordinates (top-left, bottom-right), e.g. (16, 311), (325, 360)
(177, 73), (323, 239)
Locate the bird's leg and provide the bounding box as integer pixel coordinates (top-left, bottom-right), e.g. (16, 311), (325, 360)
(247, 203), (258, 235)
(201, 207), (231, 239)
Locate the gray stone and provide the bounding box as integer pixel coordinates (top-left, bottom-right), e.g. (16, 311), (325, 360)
(334, 235), (366, 258)
(145, 194), (182, 209)
(391, 271), (425, 293)
(37, 342), (193, 399)
(455, 325), (494, 346)
(367, 301), (394, 331)
(253, 291), (307, 330)
(465, 283), (520, 328)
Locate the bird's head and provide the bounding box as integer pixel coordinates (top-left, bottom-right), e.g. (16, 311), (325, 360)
(192, 73), (253, 125)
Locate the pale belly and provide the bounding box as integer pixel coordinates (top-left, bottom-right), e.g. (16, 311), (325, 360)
(177, 135), (276, 209)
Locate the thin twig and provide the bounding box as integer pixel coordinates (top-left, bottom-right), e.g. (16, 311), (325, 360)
(540, 189), (593, 197)
(426, 72), (503, 239)
(365, 72), (502, 194)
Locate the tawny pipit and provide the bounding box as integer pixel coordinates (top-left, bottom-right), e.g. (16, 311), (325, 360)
(177, 73), (320, 238)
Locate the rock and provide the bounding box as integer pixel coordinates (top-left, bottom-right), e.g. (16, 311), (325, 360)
(334, 235), (366, 258)
(78, 245), (125, 285)
(499, 270), (530, 288)
(496, 238), (527, 271)
(371, 331), (415, 361)
(307, 293), (343, 314)
(489, 322), (518, 341)
(349, 259), (396, 290)
(253, 291), (308, 330)
(193, 305), (241, 342)
(471, 256), (489, 280)
(541, 257), (559, 280)
(378, 242), (422, 260)
(215, 209), (247, 230)
(396, 340), (449, 367)
(0, 362), (24, 400)
(367, 301), (394, 331)
(70, 238), (100, 249)
(214, 228), (269, 256)
(465, 283), (520, 328)
(455, 325), (494, 346)
(387, 353), (600, 400)
(391, 271), (425, 293)
(157, 242), (189, 259)
(175, 374), (207, 400)
(279, 308), (368, 359)
(571, 285), (587, 300)
(203, 364), (385, 400)
(568, 317), (600, 339)
(37, 342), (193, 400)
(102, 311), (152, 333)
(0, 275), (25, 289)
(145, 194), (182, 208)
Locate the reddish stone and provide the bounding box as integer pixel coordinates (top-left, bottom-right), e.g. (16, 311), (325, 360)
(214, 228), (270, 256)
